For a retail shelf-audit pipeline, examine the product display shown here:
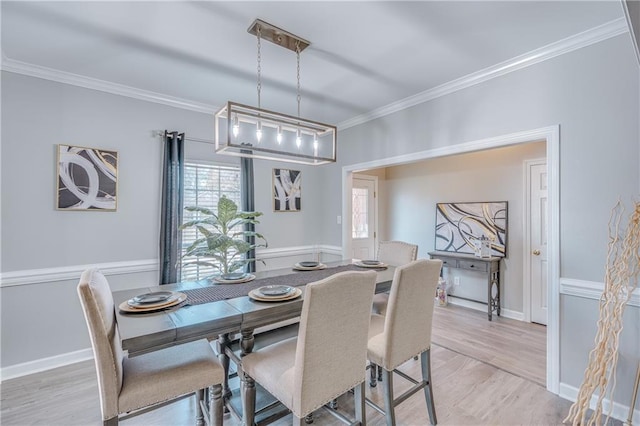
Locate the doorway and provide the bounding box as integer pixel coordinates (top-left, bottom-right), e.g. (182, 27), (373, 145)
(525, 159), (549, 325)
(342, 126), (560, 393)
(351, 175), (378, 259)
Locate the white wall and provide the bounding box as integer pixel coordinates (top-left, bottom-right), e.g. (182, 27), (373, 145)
(0, 72), (327, 369)
(320, 34), (639, 411)
(382, 142), (546, 313)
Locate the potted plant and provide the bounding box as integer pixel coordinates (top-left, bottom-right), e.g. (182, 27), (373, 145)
(179, 195), (267, 280)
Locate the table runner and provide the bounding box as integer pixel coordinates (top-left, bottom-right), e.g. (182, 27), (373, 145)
(182, 264), (386, 306)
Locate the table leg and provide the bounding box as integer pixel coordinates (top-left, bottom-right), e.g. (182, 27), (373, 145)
(487, 270), (501, 321)
(240, 328), (255, 356)
(216, 333), (232, 401)
(487, 274), (493, 321)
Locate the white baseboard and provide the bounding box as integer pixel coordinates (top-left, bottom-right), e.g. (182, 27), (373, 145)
(559, 382), (639, 423)
(447, 296), (524, 321)
(1, 348), (93, 382)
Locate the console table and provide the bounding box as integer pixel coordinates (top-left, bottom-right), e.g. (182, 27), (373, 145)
(428, 251), (502, 321)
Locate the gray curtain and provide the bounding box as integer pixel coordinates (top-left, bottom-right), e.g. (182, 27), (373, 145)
(159, 131), (185, 284)
(240, 148), (256, 273)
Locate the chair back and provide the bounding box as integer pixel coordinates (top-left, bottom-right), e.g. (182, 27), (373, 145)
(377, 240), (418, 266)
(292, 270), (377, 416)
(380, 259), (442, 369)
(77, 268), (125, 420)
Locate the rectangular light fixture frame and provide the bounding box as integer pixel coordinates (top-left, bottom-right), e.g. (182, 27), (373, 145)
(215, 102), (337, 165)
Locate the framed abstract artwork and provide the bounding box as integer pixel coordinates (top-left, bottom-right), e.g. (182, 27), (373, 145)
(56, 144), (118, 211)
(435, 201), (508, 257)
(273, 168), (301, 212)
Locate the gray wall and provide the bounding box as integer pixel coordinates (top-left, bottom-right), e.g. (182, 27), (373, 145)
(0, 72), (326, 367)
(320, 34), (639, 406)
(383, 142), (546, 313)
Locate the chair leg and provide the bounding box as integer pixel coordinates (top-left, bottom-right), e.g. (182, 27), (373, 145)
(382, 368), (396, 426)
(421, 349), (437, 425)
(293, 415), (306, 426)
(377, 365), (383, 382)
(354, 381), (366, 425)
(210, 384), (224, 426)
(196, 389), (205, 426)
(241, 372), (256, 426)
(369, 362), (378, 387)
(103, 417), (118, 426)
(304, 413), (314, 424)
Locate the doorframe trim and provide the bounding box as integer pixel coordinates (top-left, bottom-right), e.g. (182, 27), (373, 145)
(523, 158), (547, 324)
(341, 125), (560, 394)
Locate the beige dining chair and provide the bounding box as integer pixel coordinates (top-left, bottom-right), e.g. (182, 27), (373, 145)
(367, 259), (442, 426)
(77, 268), (225, 426)
(371, 240), (418, 315)
(240, 270), (378, 426)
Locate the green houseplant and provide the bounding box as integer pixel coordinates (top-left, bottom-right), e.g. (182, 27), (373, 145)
(179, 195), (267, 279)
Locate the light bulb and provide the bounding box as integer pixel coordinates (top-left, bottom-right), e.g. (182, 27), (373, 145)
(313, 133), (318, 150)
(277, 126), (283, 144)
(232, 115), (239, 138)
(256, 122), (262, 142)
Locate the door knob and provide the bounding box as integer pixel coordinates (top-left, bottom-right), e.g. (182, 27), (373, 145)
(532, 249), (541, 256)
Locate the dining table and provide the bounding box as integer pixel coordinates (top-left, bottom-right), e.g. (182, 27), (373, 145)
(112, 259), (396, 425)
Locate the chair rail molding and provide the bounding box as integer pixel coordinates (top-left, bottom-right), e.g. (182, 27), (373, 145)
(0, 245), (344, 288)
(0, 259), (159, 288)
(560, 277), (640, 307)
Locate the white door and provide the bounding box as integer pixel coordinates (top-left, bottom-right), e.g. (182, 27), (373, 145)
(529, 162), (548, 325)
(351, 176), (377, 260)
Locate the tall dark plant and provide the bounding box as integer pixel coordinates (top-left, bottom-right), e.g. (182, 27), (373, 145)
(179, 196), (266, 277)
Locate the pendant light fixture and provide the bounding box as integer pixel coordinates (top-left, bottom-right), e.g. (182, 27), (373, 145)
(214, 19), (337, 165)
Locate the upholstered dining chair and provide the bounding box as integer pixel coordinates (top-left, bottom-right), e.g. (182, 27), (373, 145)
(371, 240), (418, 315)
(240, 270), (378, 426)
(77, 268), (225, 426)
(367, 259), (442, 426)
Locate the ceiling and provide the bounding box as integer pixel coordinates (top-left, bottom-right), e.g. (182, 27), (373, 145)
(1, 1), (626, 126)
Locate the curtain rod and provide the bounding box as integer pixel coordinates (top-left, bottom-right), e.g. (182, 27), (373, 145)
(153, 130), (215, 145)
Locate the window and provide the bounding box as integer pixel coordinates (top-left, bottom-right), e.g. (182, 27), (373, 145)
(181, 162), (241, 281)
(352, 187), (369, 238)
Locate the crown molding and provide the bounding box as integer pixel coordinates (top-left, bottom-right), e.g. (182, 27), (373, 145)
(0, 18), (628, 127)
(338, 18), (628, 130)
(0, 57), (219, 115)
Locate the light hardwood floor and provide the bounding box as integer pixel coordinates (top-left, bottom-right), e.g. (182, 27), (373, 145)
(1, 304), (575, 425)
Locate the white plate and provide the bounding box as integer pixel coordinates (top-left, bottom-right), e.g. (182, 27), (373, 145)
(121, 293), (187, 313)
(213, 274), (256, 284)
(353, 261), (388, 269)
(258, 285), (294, 297)
(293, 262), (327, 271)
(248, 287), (302, 302)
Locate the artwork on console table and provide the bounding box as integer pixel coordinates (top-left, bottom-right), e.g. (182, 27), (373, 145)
(56, 144), (118, 211)
(435, 201), (508, 257)
(273, 168), (301, 212)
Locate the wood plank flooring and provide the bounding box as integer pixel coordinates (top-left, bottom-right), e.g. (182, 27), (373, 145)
(1, 305), (573, 425)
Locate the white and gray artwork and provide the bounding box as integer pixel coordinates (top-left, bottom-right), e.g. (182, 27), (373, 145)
(435, 202), (507, 257)
(273, 168), (301, 212)
(57, 144), (118, 211)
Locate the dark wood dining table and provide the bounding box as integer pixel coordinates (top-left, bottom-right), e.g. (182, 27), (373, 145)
(112, 259), (395, 425)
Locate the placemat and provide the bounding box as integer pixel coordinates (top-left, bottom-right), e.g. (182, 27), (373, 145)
(182, 263), (385, 306)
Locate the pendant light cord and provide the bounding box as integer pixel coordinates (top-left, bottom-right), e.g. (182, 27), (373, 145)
(257, 25), (262, 110)
(296, 41), (301, 118)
